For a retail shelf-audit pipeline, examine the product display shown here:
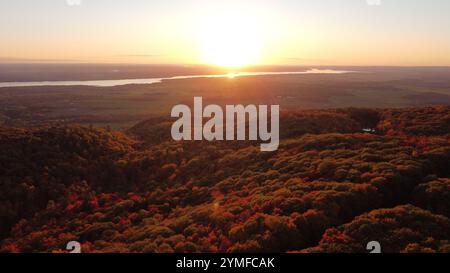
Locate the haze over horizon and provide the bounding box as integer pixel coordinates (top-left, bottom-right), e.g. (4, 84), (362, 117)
(1, 0), (450, 67)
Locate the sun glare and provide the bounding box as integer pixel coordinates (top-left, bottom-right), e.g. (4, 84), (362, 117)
(201, 12), (263, 68)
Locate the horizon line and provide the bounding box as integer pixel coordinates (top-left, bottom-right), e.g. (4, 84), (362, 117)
(1, 62), (450, 68)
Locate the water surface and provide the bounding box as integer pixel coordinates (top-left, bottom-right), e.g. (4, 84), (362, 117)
(0, 69), (353, 88)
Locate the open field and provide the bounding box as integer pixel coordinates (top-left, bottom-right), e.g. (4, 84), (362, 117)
(1, 66), (450, 129)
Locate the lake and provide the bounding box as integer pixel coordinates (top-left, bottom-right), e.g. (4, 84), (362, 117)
(0, 69), (353, 88)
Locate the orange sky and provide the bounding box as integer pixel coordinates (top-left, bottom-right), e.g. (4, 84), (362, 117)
(1, 0), (450, 66)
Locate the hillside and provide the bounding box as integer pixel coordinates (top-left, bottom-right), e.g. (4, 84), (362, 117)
(0, 106), (449, 253)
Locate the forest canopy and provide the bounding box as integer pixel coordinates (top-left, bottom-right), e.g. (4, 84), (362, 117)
(1, 106), (449, 253)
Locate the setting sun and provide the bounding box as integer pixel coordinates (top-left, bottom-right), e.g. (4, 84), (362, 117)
(200, 12), (263, 68)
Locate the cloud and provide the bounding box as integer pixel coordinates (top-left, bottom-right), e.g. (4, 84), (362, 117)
(282, 57), (334, 65)
(115, 54), (165, 58)
(0, 57), (78, 63)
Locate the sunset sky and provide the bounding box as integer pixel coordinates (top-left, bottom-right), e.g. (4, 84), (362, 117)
(1, 0), (450, 66)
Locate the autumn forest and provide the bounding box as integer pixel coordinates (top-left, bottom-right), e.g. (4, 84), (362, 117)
(1, 105), (449, 253)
